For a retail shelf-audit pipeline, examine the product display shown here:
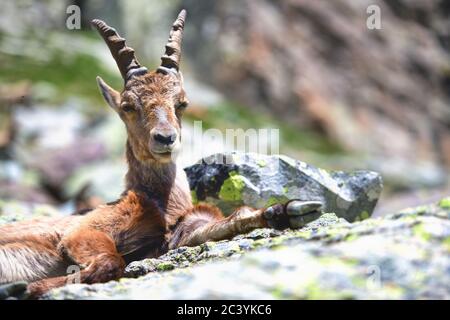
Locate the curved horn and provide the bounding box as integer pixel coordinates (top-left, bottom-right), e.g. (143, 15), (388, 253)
(158, 9), (187, 74)
(91, 19), (147, 81)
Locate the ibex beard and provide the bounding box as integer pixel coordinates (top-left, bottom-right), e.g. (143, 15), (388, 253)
(0, 10), (322, 298)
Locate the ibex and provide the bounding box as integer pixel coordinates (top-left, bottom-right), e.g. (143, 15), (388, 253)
(0, 10), (322, 298)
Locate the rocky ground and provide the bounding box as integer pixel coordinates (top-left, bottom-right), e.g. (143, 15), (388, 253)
(37, 198), (450, 300)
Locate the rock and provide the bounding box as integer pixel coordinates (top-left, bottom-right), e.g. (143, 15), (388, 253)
(12, 104), (109, 198)
(30, 140), (108, 193)
(0, 180), (55, 205)
(13, 104), (86, 151)
(65, 160), (126, 204)
(0, 159), (54, 204)
(0, 199), (61, 226)
(9, 103), (130, 203)
(43, 200), (450, 299)
(0, 281), (28, 300)
(185, 152), (383, 222)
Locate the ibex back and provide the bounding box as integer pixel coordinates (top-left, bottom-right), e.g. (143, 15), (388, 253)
(0, 10), (322, 298)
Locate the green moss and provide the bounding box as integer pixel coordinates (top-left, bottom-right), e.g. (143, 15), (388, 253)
(304, 282), (323, 299)
(316, 256), (339, 266)
(443, 237), (450, 252)
(256, 159), (267, 167)
(156, 262), (175, 272)
(200, 241), (216, 252)
(219, 171), (245, 202)
(400, 215), (419, 223)
(266, 197), (279, 207)
(305, 281), (354, 300)
(270, 285), (286, 299)
(414, 206), (429, 215)
(439, 197), (450, 209)
(268, 236), (289, 249)
(360, 211), (370, 220)
(191, 190), (198, 204)
(413, 224), (432, 242)
(0, 44), (120, 105)
(251, 238), (271, 249)
(33, 205), (59, 217)
(265, 196), (289, 207)
(293, 230), (312, 239)
(379, 284), (404, 299)
(320, 227), (350, 242)
(344, 233), (359, 242)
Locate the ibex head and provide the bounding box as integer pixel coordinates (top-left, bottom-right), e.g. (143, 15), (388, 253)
(92, 10), (189, 164)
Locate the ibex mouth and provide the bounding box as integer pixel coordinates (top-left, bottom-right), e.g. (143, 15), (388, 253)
(151, 149), (176, 163)
(151, 146), (178, 161)
(153, 151), (172, 157)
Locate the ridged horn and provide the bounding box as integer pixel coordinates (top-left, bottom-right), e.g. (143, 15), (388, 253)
(158, 9), (187, 74)
(91, 19), (147, 81)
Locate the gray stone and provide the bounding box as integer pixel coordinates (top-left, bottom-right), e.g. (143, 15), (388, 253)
(185, 152), (383, 222)
(0, 199), (61, 226)
(0, 281), (28, 300)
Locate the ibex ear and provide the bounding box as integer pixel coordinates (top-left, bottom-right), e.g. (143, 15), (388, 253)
(96, 76), (121, 111)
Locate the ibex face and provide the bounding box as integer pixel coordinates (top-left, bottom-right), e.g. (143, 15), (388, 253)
(92, 10), (189, 164)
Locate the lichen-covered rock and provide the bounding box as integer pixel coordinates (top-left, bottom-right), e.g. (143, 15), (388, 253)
(185, 152), (383, 222)
(43, 200), (450, 300)
(0, 199), (61, 226)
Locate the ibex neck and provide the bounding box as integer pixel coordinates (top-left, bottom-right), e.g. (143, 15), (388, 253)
(125, 141), (176, 197)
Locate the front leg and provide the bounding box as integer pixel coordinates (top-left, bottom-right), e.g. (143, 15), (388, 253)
(27, 228), (125, 298)
(174, 200), (323, 248)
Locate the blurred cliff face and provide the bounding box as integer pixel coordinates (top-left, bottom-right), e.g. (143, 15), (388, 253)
(182, 0), (450, 185)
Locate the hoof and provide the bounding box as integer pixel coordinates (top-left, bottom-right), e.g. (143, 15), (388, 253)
(286, 200), (323, 229)
(286, 201), (323, 216)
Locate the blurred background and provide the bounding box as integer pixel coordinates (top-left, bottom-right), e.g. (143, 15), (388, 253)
(0, 0), (449, 218)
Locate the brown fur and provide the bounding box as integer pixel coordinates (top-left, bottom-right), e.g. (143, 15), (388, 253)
(0, 12), (286, 298)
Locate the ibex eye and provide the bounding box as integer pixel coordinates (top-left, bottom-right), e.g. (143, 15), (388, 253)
(121, 104), (134, 112)
(176, 102), (188, 110)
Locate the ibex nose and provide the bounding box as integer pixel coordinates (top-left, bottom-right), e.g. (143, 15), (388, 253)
(153, 132), (177, 146)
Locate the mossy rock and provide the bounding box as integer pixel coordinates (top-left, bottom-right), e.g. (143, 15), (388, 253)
(185, 152), (382, 221)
